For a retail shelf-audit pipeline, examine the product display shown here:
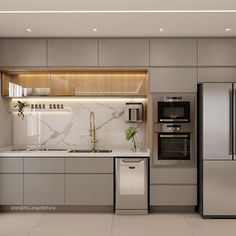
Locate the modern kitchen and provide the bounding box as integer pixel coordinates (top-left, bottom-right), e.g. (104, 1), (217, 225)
(1, 1), (236, 236)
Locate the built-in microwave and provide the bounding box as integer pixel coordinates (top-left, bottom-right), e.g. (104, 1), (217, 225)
(153, 95), (194, 123)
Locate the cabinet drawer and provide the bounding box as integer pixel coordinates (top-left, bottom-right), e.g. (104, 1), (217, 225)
(150, 185), (197, 206)
(150, 168), (197, 184)
(24, 158), (64, 173)
(0, 174), (23, 205)
(24, 174), (64, 205)
(65, 174), (113, 205)
(65, 158), (113, 173)
(0, 158), (23, 173)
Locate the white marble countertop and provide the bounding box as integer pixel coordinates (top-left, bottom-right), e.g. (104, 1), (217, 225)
(0, 147), (150, 157)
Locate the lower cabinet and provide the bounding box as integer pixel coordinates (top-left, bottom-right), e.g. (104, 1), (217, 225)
(0, 174), (23, 205)
(150, 185), (197, 206)
(65, 174), (113, 205)
(24, 174), (64, 205)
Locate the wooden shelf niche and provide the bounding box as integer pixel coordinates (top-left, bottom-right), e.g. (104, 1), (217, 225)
(2, 70), (148, 97)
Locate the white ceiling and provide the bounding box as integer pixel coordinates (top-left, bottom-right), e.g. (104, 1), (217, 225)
(1, 0), (236, 37)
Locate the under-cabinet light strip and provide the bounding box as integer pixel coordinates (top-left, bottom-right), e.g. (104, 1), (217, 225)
(11, 97), (147, 102)
(0, 10), (236, 13)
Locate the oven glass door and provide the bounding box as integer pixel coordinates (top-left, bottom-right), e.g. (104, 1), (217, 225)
(158, 133), (190, 160)
(158, 102), (190, 123)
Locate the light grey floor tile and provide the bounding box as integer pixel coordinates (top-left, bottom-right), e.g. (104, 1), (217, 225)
(0, 213), (44, 228)
(112, 228), (195, 236)
(193, 228), (236, 236)
(0, 229), (30, 236)
(28, 228), (112, 236)
(113, 213), (190, 229)
(183, 213), (236, 229)
(35, 213), (114, 228)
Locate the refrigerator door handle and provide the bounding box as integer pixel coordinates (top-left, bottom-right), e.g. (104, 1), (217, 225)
(229, 89), (233, 155)
(234, 87), (236, 156)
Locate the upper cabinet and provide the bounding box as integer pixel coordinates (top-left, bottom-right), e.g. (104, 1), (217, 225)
(99, 39), (149, 66)
(0, 39), (47, 67)
(2, 70), (148, 97)
(150, 68), (197, 93)
(198, 39), (236, 66)
(150, 39), (197, 66)
(48, 39), (98, 67)
(198, 68), (236, 83)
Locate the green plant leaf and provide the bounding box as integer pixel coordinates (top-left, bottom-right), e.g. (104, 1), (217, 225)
(125, 127), (138, 141)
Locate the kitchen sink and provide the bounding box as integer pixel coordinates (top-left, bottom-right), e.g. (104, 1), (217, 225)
(68, 149), (112, 153)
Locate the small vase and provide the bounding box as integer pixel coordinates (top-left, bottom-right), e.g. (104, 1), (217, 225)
(131, 135), (140, 152)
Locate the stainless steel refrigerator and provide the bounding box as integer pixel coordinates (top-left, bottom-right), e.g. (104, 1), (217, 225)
(199, 83), (236, 217)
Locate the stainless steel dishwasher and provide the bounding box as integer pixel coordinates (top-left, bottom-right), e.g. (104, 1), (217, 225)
(114, 157), (149, 215)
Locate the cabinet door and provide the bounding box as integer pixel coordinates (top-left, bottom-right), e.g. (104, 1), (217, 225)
(0, 174), (23, 205)
(48, 39), (98, 66)
(24, 174), (64, 205)
(198, 39), (236, 66)
(65, 174), (113, 205)
(198, 68), (236, 83)
(0, 39), (47, 67)
(99, 39), (149, 66)
(0, 158), (23, 173)
(150, 185), (197, 206)
(150, 39), (197, 66)
(150, 68), (197, 92)
(150, 168), (197, 184)
(24, 158), (64, 173)
(65, 158), (113, 173)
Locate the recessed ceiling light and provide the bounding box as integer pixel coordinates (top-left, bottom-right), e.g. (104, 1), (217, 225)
(159, 28), (164, 32)
(92, 28), (98, 32)
(225, 28), (232, 32)
(26, 28), (32, 32)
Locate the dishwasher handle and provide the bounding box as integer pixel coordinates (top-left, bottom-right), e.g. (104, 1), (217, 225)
(121, 159), (144, 163)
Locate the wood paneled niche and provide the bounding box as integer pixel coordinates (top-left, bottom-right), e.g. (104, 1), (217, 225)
(1, 70), (148, 97)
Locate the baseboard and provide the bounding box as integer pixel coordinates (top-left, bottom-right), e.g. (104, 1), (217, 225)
(0, 205), (114, 213)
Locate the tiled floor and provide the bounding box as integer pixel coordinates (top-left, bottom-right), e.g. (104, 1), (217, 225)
(0, 212), (236, 236)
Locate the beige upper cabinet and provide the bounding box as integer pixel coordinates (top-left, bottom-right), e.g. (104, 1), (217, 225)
(150, 39), (197, 66)
(99, 39), (149, 66)
(198, 39), (236, 66)
(150, 68), (197, 92)
(198, 68), (236, 83)
(48, 39), (98, 66)
(0, 39), (47, 67)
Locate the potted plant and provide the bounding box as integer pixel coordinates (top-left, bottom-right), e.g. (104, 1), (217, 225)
(125, 127), (140, 152)
(14, 101), (30, 120)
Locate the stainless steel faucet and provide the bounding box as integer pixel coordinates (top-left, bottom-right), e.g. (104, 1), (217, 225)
(89, 111), (97, 152)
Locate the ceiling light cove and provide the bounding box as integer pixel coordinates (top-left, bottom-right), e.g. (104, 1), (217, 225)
(1, 10), (236, 14)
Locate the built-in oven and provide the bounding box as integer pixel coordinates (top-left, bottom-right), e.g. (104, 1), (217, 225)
(153, 123), (195, 166)
(153, 95), (194, 123)
(152, 94), (196, 166)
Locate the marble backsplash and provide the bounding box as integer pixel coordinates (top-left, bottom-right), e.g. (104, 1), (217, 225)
(13, 98), (146, 150)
